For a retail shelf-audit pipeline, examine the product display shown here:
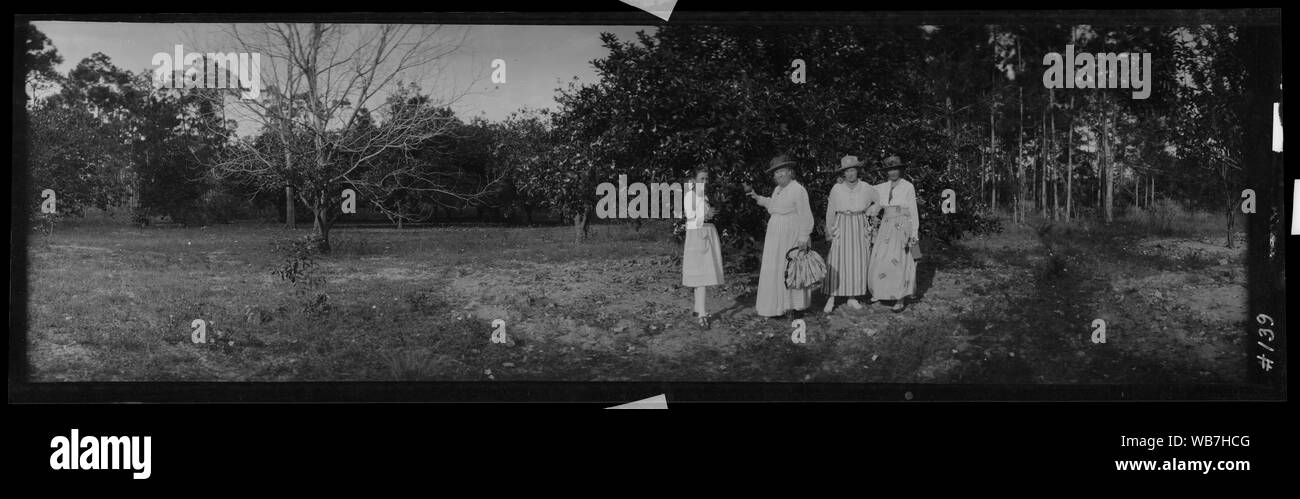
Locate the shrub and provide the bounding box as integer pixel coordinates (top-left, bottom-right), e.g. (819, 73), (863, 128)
(270, 234), (330, 314)
(32, 211), (63, 235)
(1123, 199), (1232, 238)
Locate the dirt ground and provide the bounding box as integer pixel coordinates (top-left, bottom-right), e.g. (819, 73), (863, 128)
(24, 220), (1250, 383)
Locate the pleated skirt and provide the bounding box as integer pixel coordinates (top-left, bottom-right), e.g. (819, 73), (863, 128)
(867, 207), (917, 300)
(823, 212), (871, 297)
(682, 224), (724, 287)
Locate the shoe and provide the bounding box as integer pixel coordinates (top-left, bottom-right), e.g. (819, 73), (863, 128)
(891, 302), (905, 313)
(823, 299), (835, 314)
(698, 315), (711, 330)
(847, 299), (863, 310)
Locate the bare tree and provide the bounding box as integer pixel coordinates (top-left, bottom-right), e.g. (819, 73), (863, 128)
(201, 23), (496, 251)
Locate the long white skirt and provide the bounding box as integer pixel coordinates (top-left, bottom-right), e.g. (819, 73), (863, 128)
(756, 214), (811, 316)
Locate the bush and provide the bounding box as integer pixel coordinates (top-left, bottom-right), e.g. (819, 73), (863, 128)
(270, 234), (330, 314)
(270, 235), (324, 285)
(31, 211), (63, 235)
(129, 204), (150, 228)
(1123, 199), (1231, 237)
(198, 189), (245, 224)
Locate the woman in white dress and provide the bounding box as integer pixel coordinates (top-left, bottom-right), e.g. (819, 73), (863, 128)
(744, 154), (815, 318)
(681, 167), (724, 329)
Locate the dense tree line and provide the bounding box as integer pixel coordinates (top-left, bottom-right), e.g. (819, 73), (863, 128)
(24, 22), (1281, 254)
(521, 24), (1275, 249)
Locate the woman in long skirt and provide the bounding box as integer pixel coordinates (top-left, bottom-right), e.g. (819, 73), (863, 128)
(745, 154), (815, 318)
(867, 155), (920, 312)
(822, 155), (880, 313)
(682, 167), (724, 329)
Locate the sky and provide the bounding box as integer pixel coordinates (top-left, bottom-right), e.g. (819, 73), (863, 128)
(33, 21), (654, 123)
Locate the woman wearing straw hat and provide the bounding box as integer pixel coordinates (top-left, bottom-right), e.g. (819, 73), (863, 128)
(681, 166), (724, 329)
(867, 155), (920, 312)
(744, 154), (815, 318)
(822, 155), (881, 314)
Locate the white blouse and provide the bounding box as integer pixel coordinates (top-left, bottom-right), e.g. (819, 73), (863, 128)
(684, 189), (712, 230)
(755, 180), (815, 239)
(873, 178), (920, 241)
(826, 180), (880, 234)
(826, 180), (879, 212)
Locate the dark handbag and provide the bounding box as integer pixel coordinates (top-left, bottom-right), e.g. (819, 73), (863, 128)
(784, 246), (828, 289)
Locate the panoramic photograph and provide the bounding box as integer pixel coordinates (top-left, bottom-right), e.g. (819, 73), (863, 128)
(19, 16), (1285, 386)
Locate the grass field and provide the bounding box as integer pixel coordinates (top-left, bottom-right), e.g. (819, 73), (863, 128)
(24, 211), (1251, 383)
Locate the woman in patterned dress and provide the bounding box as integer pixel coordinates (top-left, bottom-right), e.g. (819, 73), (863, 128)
(867, 155), (920, 313)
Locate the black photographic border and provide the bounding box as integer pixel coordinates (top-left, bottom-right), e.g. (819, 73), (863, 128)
(10, 4), (1287, 405)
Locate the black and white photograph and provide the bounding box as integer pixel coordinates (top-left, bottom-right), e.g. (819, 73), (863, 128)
(8, 4), (1291, 485)
(14, 8), (1285, 392)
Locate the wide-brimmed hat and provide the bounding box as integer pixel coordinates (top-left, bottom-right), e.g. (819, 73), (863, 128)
(834, 155), (866, 174)
(764, 154), (798, 173)
(876, 155), (909, 172)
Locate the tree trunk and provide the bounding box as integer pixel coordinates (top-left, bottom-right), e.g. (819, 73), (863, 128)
(990, 106), (997, 215)
(1051, 150), (1058, 221)
(285, 185), (296, 229)
(1050, 88), (1058, 221)
(311, 190), (332, 253)
(991, 171), (998, 214)
(1096, 165), (1102, 212)
(1095, 100), (1102, 214)
(279, 90), (295, 231)
(1225, 197), (1235, 249)
(318, 218), (332, 253)
(1066, 96), (1073, 222)
(980, 142), (987, 211)
(1224, 173), (1235, 249)
(1040, 96), (1048, 219)
(1103, 97), (1114, 224)
(1016, 36), (1024, 224)
(1135, 175), (1142, 210)
(1133, 173), (1139, 212)
(572, 209), (589, 243)
(1017, 86), (1025, 224)
(1096, 151), (1102, 212)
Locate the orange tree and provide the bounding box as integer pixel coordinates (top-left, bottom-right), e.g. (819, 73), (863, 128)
(535, 25), (1002, 256)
